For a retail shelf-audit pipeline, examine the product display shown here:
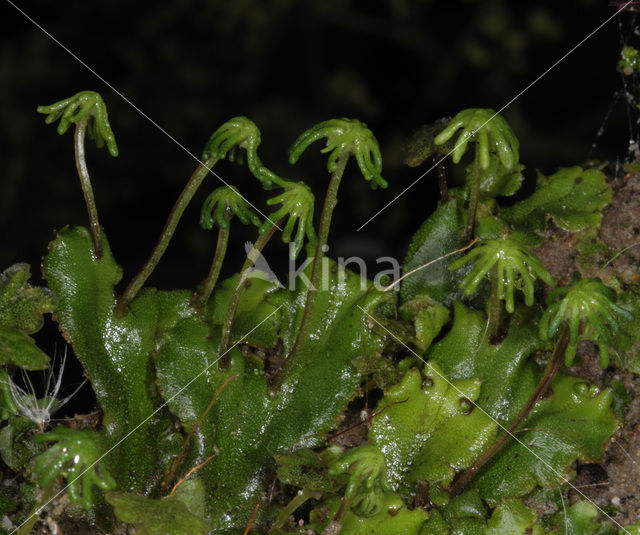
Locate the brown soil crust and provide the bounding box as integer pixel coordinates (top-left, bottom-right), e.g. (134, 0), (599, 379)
(534, 170), (640, 526)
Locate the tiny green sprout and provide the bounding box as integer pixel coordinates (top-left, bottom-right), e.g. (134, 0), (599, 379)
(449, 236), (555, 314)
(618, 45), (640, 75)
(260, 180), (318, 259)
(539, 277), (633, 368)
(434, 108), (519, 171)
(329, 445), (389, 517)
(289, 117), (387, 189)
(200, 185), (261, 231)
(33, 427), (116, 510)
(37, 90), (118, 156)
(202, 116), (275, 188)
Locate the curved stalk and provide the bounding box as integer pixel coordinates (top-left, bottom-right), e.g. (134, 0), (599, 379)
(117, 158), (218, 314)
(74, 120), (103, 259)
(451, 324), (569, 495)
(218, 216), (284, 362)
(273, 153), (349, 389)
(193, 225), (230, 313)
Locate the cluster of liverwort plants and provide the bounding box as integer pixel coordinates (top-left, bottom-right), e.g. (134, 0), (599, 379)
(0, 91), (638, 535)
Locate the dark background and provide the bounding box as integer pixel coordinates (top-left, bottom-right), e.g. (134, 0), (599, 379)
(0, 0), (637, 312)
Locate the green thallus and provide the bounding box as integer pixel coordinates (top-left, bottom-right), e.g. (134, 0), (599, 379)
(34, 427), (116, 511)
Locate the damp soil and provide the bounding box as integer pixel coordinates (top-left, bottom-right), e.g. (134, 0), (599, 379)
(533, 170), (640, 526)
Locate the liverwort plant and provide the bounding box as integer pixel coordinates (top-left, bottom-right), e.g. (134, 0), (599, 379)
(33, 427), (116, 511)
(5, 85), (640, 534)
(451, 274), (630, 495)
(329, 445), (390, 518)
(280, 118), (387, 382)
(540, 276), (633, 368)
(208, 120), (320, 354)
(118, 115), (278, 314)
(259, 180), (318, 260)
(194, 185), (260, 312)
(449, 236), (555, 340)
(37, 90), (119, 259)
(434, 108), (520, 238)
(218, 176), (318, 351)
(201, 115), (276, 189)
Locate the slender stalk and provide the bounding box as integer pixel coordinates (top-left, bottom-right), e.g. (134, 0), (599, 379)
(74, 120), (103, 259)
(268, 489), (322, 533)
(273, 153), (350, 390)
(465, 150), (482, 240)
(117, 158), (217, 314)
(218, 217), (284, 361)
(487, 268), (503, 343)
(450, 325), (569, 495)
(193, 225), (230, 313)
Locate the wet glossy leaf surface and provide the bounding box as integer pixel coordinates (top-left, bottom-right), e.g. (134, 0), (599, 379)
(43, 227), (175, 492)
(368, 363), (496, 491)
(401, 199), (470, 306)
(156, 258), (391, 530)
(472, 373), (618, 505)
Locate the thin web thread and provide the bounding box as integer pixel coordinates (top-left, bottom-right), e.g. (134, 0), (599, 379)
(590, 10), (640, 159)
